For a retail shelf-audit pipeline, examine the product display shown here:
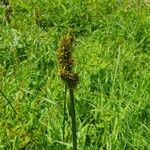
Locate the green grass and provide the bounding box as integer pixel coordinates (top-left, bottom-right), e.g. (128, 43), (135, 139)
(0, 0), (150, 149)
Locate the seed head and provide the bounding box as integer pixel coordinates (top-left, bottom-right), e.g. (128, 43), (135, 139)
(58, 30), (78, 88)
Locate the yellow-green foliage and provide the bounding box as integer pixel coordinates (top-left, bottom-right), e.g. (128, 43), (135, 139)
(0, 0), (150, 149)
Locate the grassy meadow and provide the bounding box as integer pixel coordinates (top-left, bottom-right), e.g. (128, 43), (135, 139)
(0, 0), (150, 149)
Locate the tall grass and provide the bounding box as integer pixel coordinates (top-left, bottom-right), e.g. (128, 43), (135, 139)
(58, 31), (78, 150)
(0, 0), (150, 149)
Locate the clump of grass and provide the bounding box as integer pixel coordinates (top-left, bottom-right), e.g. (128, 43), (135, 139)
(58, 29), (79, 150)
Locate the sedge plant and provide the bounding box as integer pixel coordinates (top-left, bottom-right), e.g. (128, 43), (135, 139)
(58, 30), (78, 150)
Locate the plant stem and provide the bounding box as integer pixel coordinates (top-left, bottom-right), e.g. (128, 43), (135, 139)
(63, 84), (67, 143)
(69, 88), (77, 150)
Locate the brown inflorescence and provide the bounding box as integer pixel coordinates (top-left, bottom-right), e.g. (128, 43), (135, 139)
(2, 0), (12, 24)
(58, 31), (78, 88)
(5, 5), (12, 24)
(2, 0), (9, 6)
(59, 69), (79, 88)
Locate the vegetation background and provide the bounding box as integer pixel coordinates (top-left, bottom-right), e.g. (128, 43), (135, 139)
(0, 0), (150, 149)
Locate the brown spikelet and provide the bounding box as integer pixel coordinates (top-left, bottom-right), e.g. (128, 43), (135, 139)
(5, 6), (12, 24)
(2, 0), (12, 24)
(58, 30), (78, 88)
(59, 69), (79, 88)
(2, 0), (9, 6)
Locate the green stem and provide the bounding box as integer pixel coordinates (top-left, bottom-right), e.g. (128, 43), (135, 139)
(63, 84), (67, 143)
(69, 88), (77, 150)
